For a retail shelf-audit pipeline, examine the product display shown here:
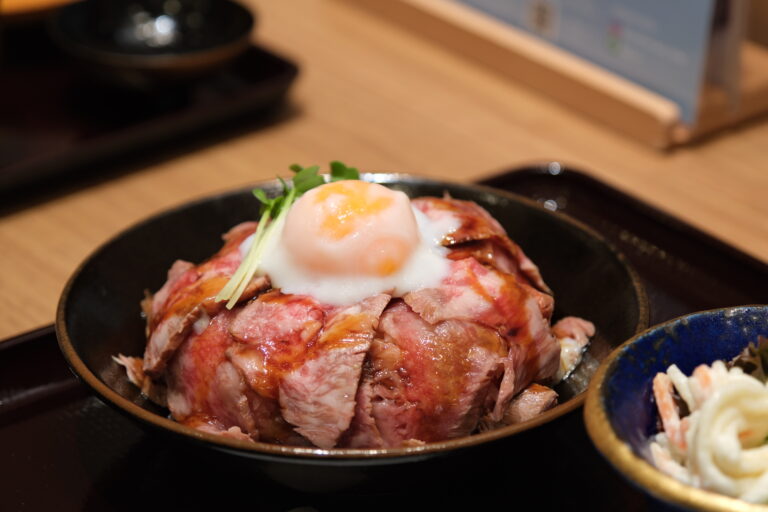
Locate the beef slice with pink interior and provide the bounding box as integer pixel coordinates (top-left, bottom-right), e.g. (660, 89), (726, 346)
(279, 294), (390, 448)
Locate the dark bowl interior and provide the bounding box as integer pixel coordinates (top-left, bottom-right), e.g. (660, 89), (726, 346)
(57, 173), (647, 487)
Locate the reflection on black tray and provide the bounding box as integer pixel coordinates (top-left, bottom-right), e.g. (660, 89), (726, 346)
(0, 22), (298, 202)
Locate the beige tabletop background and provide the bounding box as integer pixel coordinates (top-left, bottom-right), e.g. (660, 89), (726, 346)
(1, 0), (767, 341)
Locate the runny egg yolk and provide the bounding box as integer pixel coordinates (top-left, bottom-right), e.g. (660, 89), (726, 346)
(281, 181), (420, 277)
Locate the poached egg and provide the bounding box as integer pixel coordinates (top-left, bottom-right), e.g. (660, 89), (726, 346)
(251, 180), (457, 305)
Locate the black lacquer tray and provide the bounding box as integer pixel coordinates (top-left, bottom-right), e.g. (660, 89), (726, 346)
(0, 22), (298, 202)
(3, 165), (767, 511)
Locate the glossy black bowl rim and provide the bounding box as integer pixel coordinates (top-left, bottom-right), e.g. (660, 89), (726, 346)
(57, 172), (648, 463)
(49, 0), (254, 70)
(584, 305), (768, 511)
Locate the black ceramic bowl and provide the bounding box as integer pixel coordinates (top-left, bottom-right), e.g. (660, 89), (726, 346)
(56, 173), (648, 490)
(49, 0), (254, 89)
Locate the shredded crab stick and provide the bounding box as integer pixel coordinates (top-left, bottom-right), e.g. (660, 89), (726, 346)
(653, 372), (689, 455)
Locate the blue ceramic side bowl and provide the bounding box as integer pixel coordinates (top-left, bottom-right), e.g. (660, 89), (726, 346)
(584, 305), (768, 511)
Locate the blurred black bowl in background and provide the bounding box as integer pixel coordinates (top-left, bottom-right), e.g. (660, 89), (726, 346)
(49, 0), (254, 90)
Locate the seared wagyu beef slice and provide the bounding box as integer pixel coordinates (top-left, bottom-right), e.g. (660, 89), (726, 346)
(411, 196), (550, 293)
(404, 257), (560, 420)
(362, 300), (506, 446)
(165, 310), (257, 440)
(279, 294), (390, 448)
(143, 222), (268, 376)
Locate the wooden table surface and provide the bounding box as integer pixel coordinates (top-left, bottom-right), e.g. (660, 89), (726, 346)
(1, 0), (767, 341)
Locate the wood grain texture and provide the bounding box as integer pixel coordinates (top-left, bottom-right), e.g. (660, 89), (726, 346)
(349, 0), (768, 148)
(347, 0), (681, 148)
(1, 0), (767, 340)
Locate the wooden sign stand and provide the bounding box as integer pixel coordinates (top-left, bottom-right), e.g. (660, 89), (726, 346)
(344, 0), (768, 148)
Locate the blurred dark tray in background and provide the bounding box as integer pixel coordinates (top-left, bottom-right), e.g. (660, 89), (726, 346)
(0, 23), (298, 201)
(3, 166), (767, 511)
